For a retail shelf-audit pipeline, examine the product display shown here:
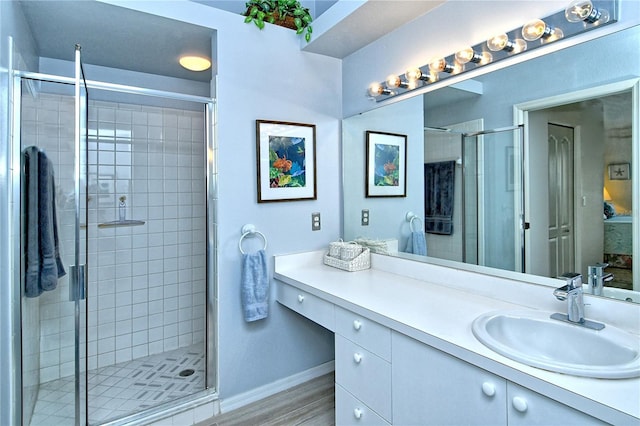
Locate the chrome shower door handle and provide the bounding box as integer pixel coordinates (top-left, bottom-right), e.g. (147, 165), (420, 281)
(69, 264), (86, 301)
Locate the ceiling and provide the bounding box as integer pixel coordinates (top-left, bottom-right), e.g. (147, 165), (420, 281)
(18, 1), (215, 82)
(18, 0), (441, 82)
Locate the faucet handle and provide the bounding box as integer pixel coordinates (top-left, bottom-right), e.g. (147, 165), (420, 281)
(588, 263), (609, 275)
(559, 272), (582, 290)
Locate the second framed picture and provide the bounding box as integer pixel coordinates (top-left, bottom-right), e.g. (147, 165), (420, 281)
(365, 131), (407, 197)
(256, 120), (317, 203)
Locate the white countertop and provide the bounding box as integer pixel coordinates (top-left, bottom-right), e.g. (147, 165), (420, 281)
(274, 250), (640, 425)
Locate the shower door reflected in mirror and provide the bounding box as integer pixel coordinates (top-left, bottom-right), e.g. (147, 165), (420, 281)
(462, 126), (525, 272)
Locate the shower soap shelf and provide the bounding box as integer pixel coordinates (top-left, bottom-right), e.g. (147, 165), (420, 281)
(98, 220), (146, 228)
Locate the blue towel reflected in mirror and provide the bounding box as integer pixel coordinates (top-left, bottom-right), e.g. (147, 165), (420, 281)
(424, 160), (455, 235)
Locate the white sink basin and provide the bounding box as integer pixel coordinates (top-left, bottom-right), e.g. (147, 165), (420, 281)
(472, 310), (640, 379)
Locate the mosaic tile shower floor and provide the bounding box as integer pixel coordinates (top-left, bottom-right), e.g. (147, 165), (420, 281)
(29, 344), (205, 426)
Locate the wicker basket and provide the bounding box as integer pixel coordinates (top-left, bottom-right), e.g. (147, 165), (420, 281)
(328, 240), (363, 261)
(324, 248), (371, 272)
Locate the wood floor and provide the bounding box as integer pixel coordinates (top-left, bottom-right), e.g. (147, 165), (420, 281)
(196, 372), (335, 426)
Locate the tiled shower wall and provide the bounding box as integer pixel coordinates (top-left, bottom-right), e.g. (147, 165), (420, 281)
(21, 92), (206, 384)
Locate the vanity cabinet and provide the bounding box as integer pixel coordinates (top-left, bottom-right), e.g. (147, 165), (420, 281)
(334, 306), (392, 424)
(392, 332), (605, 425)
(392, 331), (507, 425)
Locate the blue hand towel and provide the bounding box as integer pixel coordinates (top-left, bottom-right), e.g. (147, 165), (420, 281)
(38, 151), (64, 291)
(24, 147), (66, 298)
(405, 231), (427, 256)
(241, 249), (269, 322)
(24, 147), (41, 297)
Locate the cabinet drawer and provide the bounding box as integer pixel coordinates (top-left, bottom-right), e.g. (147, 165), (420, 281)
(335, 306), (391, 361)
(335, 384), (390, 426)
(335, 334), (392, 422)
(276, 282), (334, 331)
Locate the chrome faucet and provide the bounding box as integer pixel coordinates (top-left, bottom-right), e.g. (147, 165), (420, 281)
(587, 263), (614, 296)
(553, 273), (584, 323)
(552, 272), (604, 330)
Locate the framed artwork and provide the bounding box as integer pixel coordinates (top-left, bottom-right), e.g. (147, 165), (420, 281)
(608, 163), (630, 180)
(365, 131), (407, 197)
(256, 120), (317, 203)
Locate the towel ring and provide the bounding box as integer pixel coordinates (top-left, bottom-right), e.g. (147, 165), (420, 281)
(239, 224), (268, 254)
(406, 211), (423, 233)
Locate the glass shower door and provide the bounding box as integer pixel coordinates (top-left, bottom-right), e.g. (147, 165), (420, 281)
(19, 48), (89, 426)
(73, 44), (89, 426)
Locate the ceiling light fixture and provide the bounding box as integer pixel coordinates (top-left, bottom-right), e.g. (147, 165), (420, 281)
(179, 55), (211, 72)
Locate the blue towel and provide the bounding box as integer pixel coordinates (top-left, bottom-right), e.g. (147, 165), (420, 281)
(241, 249), (269, 322)
(405, 231), (427, 256)
(24, 147), (66, 298)
(424, 161), (455, 235)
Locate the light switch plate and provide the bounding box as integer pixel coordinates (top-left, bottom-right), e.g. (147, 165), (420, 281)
(312, 212), (321, 231)
(361, 209), (369, 226)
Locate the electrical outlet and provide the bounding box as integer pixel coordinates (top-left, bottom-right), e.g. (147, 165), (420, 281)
(311, 212), (321, 231)
(361, 209), (369, 226)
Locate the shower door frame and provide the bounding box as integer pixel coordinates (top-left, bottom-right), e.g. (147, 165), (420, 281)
(11, 70), (218, 425)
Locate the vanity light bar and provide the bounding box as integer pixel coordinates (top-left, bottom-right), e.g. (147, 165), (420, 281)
(367, 0), (617, 102)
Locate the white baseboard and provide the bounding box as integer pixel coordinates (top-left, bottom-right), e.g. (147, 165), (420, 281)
(219, 361), (335, 414)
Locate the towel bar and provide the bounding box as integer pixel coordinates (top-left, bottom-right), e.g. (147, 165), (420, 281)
(239, 224), (268, 254)
(406, 212), (423, 232)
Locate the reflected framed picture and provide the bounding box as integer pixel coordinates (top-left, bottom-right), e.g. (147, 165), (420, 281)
(256, 119), (317, 203)
(365, 130), (407, 197)
(608, 163), (630, 180)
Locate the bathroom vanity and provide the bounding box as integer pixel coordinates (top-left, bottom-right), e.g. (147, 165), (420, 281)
(274, 251), (640, 425)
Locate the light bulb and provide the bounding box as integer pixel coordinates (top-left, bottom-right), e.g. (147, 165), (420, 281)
(511, 39), (528, 54)
(454, 48), (492, 66)
(405, 68), (431, 83)
(487, 35), (527, 54)
(455, 48), (478, 64)
(487, 34), (512, 52)
(429, 58), (454, 74)
(368, 82), (390, 97)
(386, 74), (408, 89)
(521, 19), (561, 42)
(565, 0), (609, 24)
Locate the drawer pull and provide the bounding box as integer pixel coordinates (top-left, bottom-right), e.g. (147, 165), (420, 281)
(512, 396), (528, 413)
(353, 352), (363, 364)
(481, 382), (496, 397)
(353, 408), (363, 420)
(353, 319), (362, 331)
(297, 294), (305, 303)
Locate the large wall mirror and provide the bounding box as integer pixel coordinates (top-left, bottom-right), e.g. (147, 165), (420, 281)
(343, 24), (639, 304)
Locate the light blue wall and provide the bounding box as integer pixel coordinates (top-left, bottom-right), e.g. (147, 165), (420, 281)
(0, 2), (39, 424)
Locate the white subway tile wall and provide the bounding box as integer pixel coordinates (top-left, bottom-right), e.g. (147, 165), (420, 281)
(21, 93), (206, 383)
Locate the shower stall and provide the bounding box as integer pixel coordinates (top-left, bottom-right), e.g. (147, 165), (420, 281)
(12, 48), (217, 425)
